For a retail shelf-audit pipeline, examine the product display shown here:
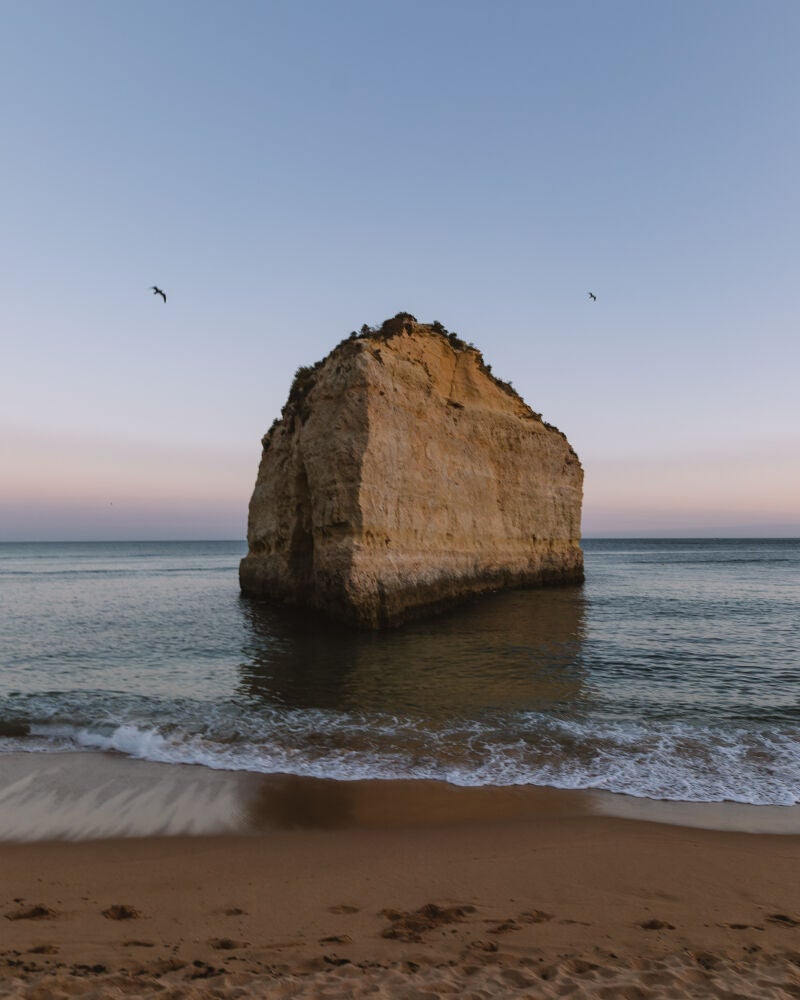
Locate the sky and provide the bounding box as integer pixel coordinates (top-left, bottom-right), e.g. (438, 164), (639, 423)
(2, 0), (798, 540)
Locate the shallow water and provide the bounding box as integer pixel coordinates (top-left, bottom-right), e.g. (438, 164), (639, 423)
(1, 539), (798, 806)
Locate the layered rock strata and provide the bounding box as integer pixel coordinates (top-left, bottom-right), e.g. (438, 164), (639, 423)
(239, 315), (583, 627)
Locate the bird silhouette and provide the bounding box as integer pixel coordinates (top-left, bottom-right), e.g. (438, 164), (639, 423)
(588, 292), (597, 302)
(151, 286), (167, 303)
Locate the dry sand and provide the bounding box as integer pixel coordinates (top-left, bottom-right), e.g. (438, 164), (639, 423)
(1, 758), (800, 997)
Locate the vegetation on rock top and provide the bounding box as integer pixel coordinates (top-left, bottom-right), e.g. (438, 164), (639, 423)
(264, 312), (551, 444)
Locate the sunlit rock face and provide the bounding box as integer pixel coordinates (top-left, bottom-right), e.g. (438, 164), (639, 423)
(239, 315), (584, 627)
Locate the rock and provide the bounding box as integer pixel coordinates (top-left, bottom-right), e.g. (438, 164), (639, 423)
(239, 315), (583, 627)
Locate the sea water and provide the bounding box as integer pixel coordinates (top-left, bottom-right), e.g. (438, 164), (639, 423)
(0, 539), (798, 807)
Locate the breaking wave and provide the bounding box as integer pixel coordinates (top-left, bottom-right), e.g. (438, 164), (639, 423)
(1, 710), (797, 807)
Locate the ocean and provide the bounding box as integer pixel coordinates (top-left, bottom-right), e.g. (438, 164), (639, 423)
(1, 538), (798, 813)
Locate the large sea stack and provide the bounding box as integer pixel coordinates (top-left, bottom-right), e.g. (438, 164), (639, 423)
(239, 315), (584, 627)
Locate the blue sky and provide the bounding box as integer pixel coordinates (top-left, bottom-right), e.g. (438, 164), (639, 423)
(2, 0), (798, 540)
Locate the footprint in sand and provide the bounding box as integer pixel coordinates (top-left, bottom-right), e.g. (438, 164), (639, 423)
(209, 937), (249, 950)
(319, 934), (352, 945)
(189, 961), (222, 979)
(639, 919), (676, 930)
(101, 904), (141, 920)
(5, 905), (58, 921)
(692, 951), (721, 970)
(328, 904), (360, 914)
(149, 957), (188, 974)
(323, 955), (352, 966)
(767, 913), (800, 926)
(381, 903), (476, 943)
(488, 920), (517, 934)
(489, 910), (554, 933)
(28, 945), (59, 955)
(467, 939), (499, 953)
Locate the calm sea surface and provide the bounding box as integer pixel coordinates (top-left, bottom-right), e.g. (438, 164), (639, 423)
(1, 539), (798, 806)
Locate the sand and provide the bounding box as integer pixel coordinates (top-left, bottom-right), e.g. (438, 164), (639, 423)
(1, 756), (800, 998)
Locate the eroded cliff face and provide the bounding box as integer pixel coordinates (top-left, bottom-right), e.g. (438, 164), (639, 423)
(239, 317), (583, 627)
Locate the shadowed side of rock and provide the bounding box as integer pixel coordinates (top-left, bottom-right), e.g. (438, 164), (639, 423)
(239, 339), (372, 623)
(239, 318), (584, 627)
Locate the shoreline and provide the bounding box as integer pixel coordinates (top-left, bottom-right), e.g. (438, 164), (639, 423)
(2, 750), (799, 844)
(1, 753), (800, 996)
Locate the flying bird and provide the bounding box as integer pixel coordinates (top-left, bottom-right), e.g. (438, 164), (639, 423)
(151, 286), (167, 303)
(588, 292), (596, 302)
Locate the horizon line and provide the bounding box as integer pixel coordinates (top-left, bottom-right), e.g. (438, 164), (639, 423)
(1, 535), (798, 545)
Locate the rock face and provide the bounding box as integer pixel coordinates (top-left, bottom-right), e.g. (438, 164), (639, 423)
(239, 315), (583, 627)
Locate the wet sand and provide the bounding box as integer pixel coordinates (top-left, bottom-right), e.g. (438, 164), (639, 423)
(1, 753), (800, 997)
(3, 751), (799, 841)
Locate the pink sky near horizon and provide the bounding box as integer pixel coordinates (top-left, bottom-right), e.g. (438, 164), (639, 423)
(2, 424), (797, 541)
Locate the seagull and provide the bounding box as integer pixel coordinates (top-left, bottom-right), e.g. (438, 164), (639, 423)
(588, 292), (596, 302)
(151, 286), (167, 303)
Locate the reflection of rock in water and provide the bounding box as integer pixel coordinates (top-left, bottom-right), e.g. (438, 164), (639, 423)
(238, 599), (360, 711)
(238, 585), (586, 719)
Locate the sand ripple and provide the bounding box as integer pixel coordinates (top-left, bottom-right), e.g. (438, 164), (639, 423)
(2, 952), (800, 999)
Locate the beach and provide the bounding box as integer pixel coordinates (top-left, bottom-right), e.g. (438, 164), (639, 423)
(2, 540), (799, 995)
(5, 0), (800, 991)
(2, 756), (800, 998)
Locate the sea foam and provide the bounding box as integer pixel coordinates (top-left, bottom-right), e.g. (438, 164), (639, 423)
(12, 714), (800, 807)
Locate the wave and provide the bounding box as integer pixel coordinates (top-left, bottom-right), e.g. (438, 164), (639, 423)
(2, 713), (797, 808)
